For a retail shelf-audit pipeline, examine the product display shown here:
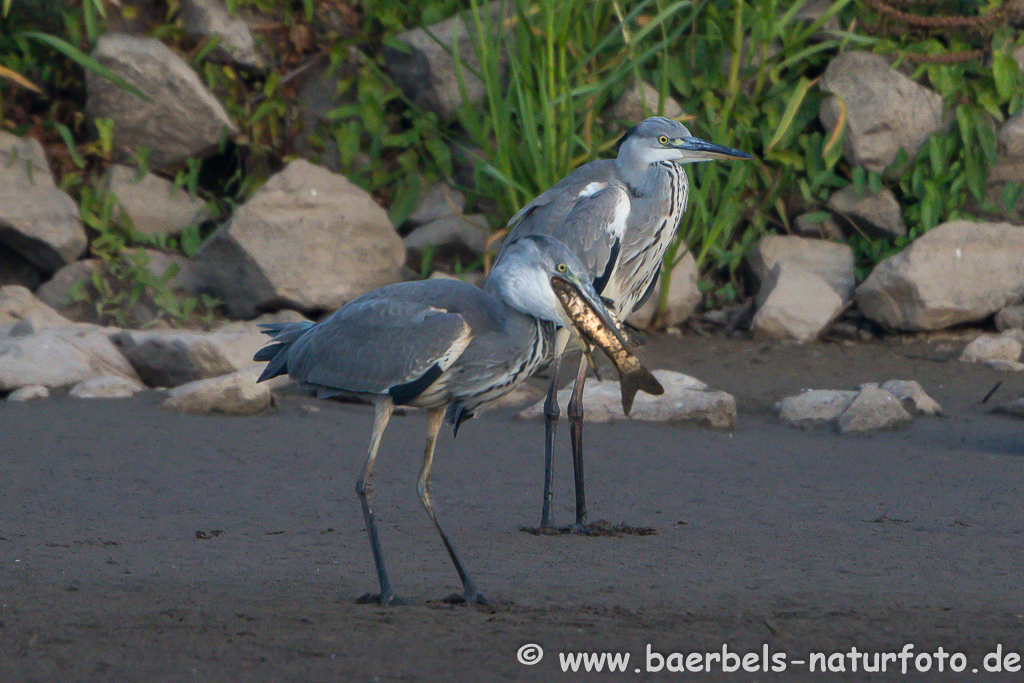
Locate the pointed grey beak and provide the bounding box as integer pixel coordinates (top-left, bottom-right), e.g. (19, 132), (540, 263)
(551, 274), (631, 349)
(672, 136), (754, 162)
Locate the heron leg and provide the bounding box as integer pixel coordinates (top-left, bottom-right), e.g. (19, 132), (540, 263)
(354, 399), (404, 606)
(568, 352), (589, 530)
(418, 407), (487, 605)
(540, 353), (561, 529)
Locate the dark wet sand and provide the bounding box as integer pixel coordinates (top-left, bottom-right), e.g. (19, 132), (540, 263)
(2, 335), (1023, 681)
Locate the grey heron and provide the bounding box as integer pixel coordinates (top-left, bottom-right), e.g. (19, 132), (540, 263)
(253, 235), (633, 606)
(495, 116), (754, 530)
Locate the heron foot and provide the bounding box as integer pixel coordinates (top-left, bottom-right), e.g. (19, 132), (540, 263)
(443, 590), (489, 607)
(355, 591), (407, 607)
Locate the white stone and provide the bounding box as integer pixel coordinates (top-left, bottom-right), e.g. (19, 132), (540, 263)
(746, 234), (856, 300)
(517, 370), (735, 429)
(69, 374), (147, 399)
(778, 389), (858, 427)
(7, 385), (49, 402)
(986, 359), (1024, 372)
(837, 386), (912, 434)
(960, 334), (1022, 363)
(0, 285), (71, 331)
(879, 379), (943, 416)
(105, 165), (211, 237)
(0, 327), (139, 391)
(163, 367), (272, 415)
(181, 0), (264, 69)
(403, 214), (491, 254)
(827, 186), (906, 239)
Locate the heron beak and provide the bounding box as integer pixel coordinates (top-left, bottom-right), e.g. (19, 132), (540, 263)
(671, 136), (754, 162)
(550, 275), (631, 349)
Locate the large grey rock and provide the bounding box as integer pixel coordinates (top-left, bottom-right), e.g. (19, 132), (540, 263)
(0, 327), (139, 391)
(819, 51), (946, 172)
(996, 305), (1024, 331)
(383, 3), (509, 118)
(746, 234), (855, 300)
(86, 34), (239, 168)
(837, 385), (912, 433)
(751, 262), (844, 342)
(856, 221), (1024, 330)
(7, 385), (49, 402)
(163, 367), (272, 415)
(879, 379), (942, 416)
(960, 334), (1023, 364)
(105, 165), (211, 237)
(69, 374), (147, 399)
(35, 259), (97, 309)
(626, 251), (702, 329)
(827, 186), (906, 239)
(0, 133), (86, 273)
(196, 160), (404, 318)
(403, 214), (491, 255)
(604, 80), (684, 127)
(181, 0), (263, 69)
(518, 370), (736, 429)
(778, 389), (858, 427)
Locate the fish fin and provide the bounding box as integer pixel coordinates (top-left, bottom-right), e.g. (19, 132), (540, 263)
(619, 367), (664, 416)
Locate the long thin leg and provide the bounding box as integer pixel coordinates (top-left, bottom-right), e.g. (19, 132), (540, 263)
(568, 352), (590, 529)
(540, 353), (561, 528)
(355, 399), (402, 605)
(418, 407), (487, 605)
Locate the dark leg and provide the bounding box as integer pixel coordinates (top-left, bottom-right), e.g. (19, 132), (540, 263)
(540, 353), (562, 529)
(417, 407), (487, 605)
(354, 400), (404, 606)
(568, 352), (589, 530)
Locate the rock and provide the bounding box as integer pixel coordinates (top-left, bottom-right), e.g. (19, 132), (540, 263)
(518, 370), (736, 429)
(163, 367), (272, 415)
(0, 243), (45, 290)
(987, 359), (1024, 372)
(879, 379), (943, 415)
(626, 251), (701, 329)
(826, 186), (906, 239)
(604, 80), (685, 127)
(406, 182), (466, 226)
(819, 51), (946, 173)
(110, 321), (277, 387)
(7, 384), (49, 402)
(793, 213), (843, 240)
(996, 305), (1024, 331)
(86, 34), (239, 168)
(0, 327), (139, 391)
(104, 165), (211, 237)
(195, 159), (404, 318)
(751, 262), (844, 342)
(181, 0), (264, 69)
(995, 397), (1024, 417)
(403, 214), (491, 255)
(837, 385), (913, 433)
(960, 334), (1023, 363)
(0, 132), (86, 273)
(35, 260), (97, 309)
(383, 2), (510, 118)
(856, 221), (1024, 331)
(778, 389), (858, 427)
(69, 374), (146, 399)
(0, 285), (71, 331)
(746, 234), (855, 300)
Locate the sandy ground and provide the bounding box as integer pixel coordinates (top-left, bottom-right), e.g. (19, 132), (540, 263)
(2, 333), (1023, 682)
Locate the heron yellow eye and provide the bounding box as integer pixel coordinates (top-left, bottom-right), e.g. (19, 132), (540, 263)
(556, 263), (568, 273)
(658, 135), (669, 145)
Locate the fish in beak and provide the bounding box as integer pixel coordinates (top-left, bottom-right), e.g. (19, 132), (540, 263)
(549, 275), (664, 416)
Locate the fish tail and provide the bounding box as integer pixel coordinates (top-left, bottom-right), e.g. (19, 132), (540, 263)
(619, 363), (664, 416)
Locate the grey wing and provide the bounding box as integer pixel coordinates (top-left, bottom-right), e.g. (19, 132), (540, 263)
(505, 159), (620, 236)
(286, 297), (471, 402)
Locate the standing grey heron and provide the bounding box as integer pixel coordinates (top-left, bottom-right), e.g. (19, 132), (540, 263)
(495, 116), (754, 530)
(253, 235), (636, 606)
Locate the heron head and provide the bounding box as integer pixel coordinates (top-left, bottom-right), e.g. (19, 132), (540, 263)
(617, 116), (753, 166)
(487, 236), (626, 344)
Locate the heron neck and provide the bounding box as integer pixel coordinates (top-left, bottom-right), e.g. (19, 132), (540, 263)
(616, 158), (675, 198)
